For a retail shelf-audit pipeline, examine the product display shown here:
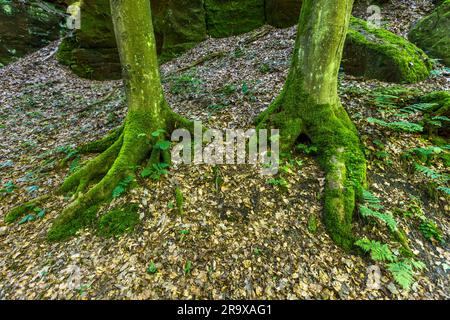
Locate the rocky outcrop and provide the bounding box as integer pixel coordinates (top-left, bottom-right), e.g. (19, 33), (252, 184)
(343, 18), (433, 83)
(408, 0), (450, 66)
(0, 1), (63, 67)
(205, 0), (265, 38)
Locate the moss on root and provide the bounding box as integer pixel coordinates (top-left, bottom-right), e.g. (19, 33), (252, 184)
(256, 89), (366, 250)
(97, 203), (140, 237)
(47, 205), (99, 241)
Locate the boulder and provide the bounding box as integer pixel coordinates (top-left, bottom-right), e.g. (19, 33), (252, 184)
(343, 18), (433, 83)
(408, 0), (450, 66)
(0, 1), (62, 67)
(205, 0), (265, 38)
(58, 0), (207, 80)
(265, 0), (302, 28)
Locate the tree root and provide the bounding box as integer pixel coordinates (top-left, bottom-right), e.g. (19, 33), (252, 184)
(256, 100), (366, 250)
(6, 108), (192, 241)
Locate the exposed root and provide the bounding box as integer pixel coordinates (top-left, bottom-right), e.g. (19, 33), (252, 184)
(256, 98), (366, 250)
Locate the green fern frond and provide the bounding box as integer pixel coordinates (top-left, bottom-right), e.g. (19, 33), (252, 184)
(367, 117), (423, 133)
(362, 189), (384, 209)
(360, 206), (398, 232)
(419, 221), (444, 244)
(355, 238), (396, 262)
(388, 259), (426, 290)
(414, 163), (442, 179)
(437, 186), (450, 195)
(400, 103), (438, 114)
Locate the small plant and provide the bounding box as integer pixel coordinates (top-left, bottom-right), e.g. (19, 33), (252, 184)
(367, 117), (423, 133)
(0, 181), (17, 194)
(419, 221), (444, 244)
(175, 187), (184, 215)
(296, 143), (318, 155)
(146, 261), (158, 274)
(414, 163), (444, 180)
(307, 215), (319, 233)
(184, 261), (192, 275)
(355, 238), (396, 262)
(141, 163), (169, 180)
(112, 176), (134, 198)
(168, 71), (202, 95)
(387, 259), (426, 290)
(267, 177), (288, 188)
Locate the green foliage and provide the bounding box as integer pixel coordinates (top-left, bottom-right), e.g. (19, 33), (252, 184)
(266, 177), (288, 188)
(168, 70), (202, 95)
(175, 187), (184, 215)
(184, 261), (192, 275)
(362, 189), (384, 210)
(112, 176), (134, 198)
(414, 163), (444, 180)
(296, 143), (318, 155)
(387, 259), (426, 290)
(0, 180), (17, 194)
(141, 163), (169, 180)
(399, 103), (438, 115)
(307, 215), (319, 233)
(360, 206), (398, 232)
(146, 261), (158, 274)
(367, 117), (423, 133)
(419, 221), (444, 244)
(355, 238), (396, 262)
(437, 186), (450, 195)
(97, 204), (140, 238)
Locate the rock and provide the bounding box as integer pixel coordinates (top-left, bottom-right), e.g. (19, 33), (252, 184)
(343, 17), (433, 83)
(58, 0), (207, 80)
(408, 0), (450, 66)
(265, 0), (302, 28)
(152, 0), (207, 63)
(0, 1), (63, 67)
(205, 0), (265, 38)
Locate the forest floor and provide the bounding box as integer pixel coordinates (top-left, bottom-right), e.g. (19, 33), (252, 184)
(0, 0), (449, 299)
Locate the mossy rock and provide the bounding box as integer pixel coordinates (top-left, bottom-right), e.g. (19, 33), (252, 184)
(0, 1), (62, 67)
(408, 0), (450, 66)
(265, 0), (302, 28)
(152, 0), (207, 63)
(205, 0), (265, 38)
(58, 0), (207, 79)
(343, 17), (433, 83)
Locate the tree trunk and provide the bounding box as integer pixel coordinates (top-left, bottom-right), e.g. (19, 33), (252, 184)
(256, 0), (366, 249)
(6, 0), (191, 240)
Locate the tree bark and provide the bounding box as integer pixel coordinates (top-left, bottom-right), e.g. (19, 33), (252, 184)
(257, 0), (366, 249)
(6, 0), (191, 241)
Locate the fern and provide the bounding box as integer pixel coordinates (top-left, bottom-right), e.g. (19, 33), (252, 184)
(399, 103), (438, 115)
(355, 238), (396, 262)
(362, 189), (384, 209)
(419, 221), (444, 244)
(437, 186), (450, 195)
(414, 163), (442, 180)
(367, 117), (423, 133)
(388, 259), (426, 290)
(360, 206), (398, 232)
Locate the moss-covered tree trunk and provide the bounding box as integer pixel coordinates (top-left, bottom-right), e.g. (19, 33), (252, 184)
(257, 0), (366, 249)
(6, 0), (190, 240)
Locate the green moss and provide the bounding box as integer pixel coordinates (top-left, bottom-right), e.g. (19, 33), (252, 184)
(47, 205), (99, 241)
(408, 1), (450, 66)
(205, 0), (265, 38)
(175, 187), (184, 215)
(344, 17), (433, 83)
(97, 203), (140, 237)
